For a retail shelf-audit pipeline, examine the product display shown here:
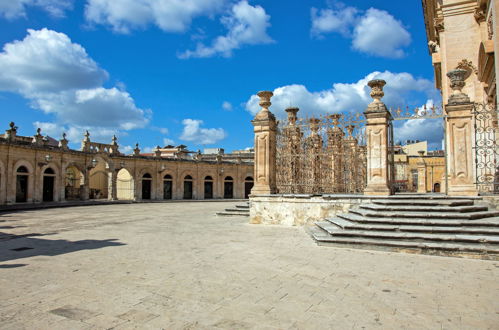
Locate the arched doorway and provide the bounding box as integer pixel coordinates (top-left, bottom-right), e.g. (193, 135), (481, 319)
(142, 173), (152, 200)
(433, 182), (441, 193)
(65, 165), (83, 200)
(16, 166), (29, 203)
(117, 168), (134, 200)
(163, 174), (173, 200)
(43, 167), (56, 202)
(224, 176), (234, 199)
(183, 175), (193, 199)
(89, 158), (109, 199)
(204, 176), (213, 199)
(244, 176), (254, 198)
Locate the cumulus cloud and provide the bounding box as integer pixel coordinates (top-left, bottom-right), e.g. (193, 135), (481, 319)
(85, 0), (226, 34)
(179, 0), (273, 58)
(0, 28), (150, 142)
(180, 119), (226, 145)
(310, 5), (358, 37)
(245, 71), (436, 118)
(222, 101), (233, 111)
(0, 0), (72, 19)
(311, 3), (411, 58)
(352, 8), (411, 58)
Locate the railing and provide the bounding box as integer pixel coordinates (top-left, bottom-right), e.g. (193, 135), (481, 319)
(276, 110), (367, 194)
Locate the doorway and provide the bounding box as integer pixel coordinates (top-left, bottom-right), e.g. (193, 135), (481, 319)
(224, 176), (233, 199)
(244, 176), (254, 198)
(15, 166), (29, 203)
(43, 168), (55, 202)
(142, 173), (152, 200)
(163, 174), (173, 199)
(183, 175), (193, 199)
(204, 176), (213, 199)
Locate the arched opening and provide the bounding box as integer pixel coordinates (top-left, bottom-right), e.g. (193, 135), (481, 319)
(65, 165), (84, 200)
(89, 158), (109, 199)
(244, 176), (254, 198)
(142, 173), (152, 200)
(16, 166), (29, 203)
(183, 175), (193, 199)
(117, 168), (134, 200)
(163, 174), (173, 200)
(433, 182), (441, 193)
(224, 176), (234, 199)
(204, 175), (214, 199)
(42, 167), (56, 202)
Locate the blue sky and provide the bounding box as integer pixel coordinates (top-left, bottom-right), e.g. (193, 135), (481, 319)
(0, 0), (443, 153)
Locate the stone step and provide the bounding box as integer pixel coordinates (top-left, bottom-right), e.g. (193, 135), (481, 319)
(224, 208), (250, 212)
(350, 208), (499, 220)
(338, 213), (499, 227)
(316, 222), (499, 244)
(216, 211), (249, 217)
(373, 195), (481, 200)
(372, 199), (474, 207)
(235, 204), (249, 209)
(311, 233), (499, 256)
(360, 203), (488, 213)
(326, 217), (499, 235)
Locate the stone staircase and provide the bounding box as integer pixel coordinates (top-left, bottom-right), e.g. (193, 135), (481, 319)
(310, 196), (499, 259)
(216, 202), (250, 217)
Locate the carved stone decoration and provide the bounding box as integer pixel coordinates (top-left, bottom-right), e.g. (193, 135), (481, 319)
(474, 8), (486, 23)
(456, 59), (478, 76)
(428, 40), (440, 53)
(446, 69), (471, 104)
(59, 132), (69, 150)
(32, 127), (44, 145)
(250, 91), (277, 197)
(434, 16), (444, 32)
(133, 143), (141, 156)
(367, 79), (388, 112)
(285, 107), (299, 125)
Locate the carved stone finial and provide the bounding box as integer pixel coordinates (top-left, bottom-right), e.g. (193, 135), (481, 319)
(36, 127), (42, 135)
(112, 135), (117, 144)
(62, 132), (67, 139)
(154, 145), (162, 157)
(9, 121), (15, 129)
(309, 118), (320, 133)
(257, 91), (273, 110)
(83, 130), (90, 142)
(285, 107), (299, 125)
(346, 125), (355, 138)
(446, 69), (470, 104)
(368, 79), (386, 102)
(133, 143), (140, 156)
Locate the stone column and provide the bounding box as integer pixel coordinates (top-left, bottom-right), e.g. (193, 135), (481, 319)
(445, 69), (478, 196)
(364, 79), (392, 196)
(108, 168), (118, 201)
(417, 151), (427, 193)
(328, 114), (344, 192)
(251, 91), (277, 195)
(81, 169), (90, 200)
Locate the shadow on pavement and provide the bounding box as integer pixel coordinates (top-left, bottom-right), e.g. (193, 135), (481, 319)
(0, 232), (125, 264)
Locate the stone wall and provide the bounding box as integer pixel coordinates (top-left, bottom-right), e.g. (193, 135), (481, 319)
(250, 194), (383, 226)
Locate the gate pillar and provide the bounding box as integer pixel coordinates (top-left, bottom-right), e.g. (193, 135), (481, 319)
(417, 151), (427, 193)
(445, 69), (478, 196)
(364, 79), (392, 196)
(251, 91), (277, 195)
(108, 168), (118, 201)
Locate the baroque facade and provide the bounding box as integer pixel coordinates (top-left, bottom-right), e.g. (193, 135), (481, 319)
(0, 122), (254, 205)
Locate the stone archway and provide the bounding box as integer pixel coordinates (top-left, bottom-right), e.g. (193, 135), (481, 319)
(12, 160), (35, 203)
(88, 156), (109, 199)
(65, 164), (84, 200)
(42, 167), (56, 202)
(183, 175), (193, 199)
(224, 176), (234, 199)
(163, 174), (173, 200)
(142, 173), (152, 200)
(204, 176), (214, 199)
(117, 168), (135, 200)
(244, 176), (254, 198)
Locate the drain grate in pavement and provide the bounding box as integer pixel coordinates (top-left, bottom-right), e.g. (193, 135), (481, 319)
(10, 247), (33, 251)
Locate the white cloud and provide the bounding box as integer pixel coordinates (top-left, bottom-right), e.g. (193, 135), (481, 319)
(0, 28), (108, 94)
(352, 8), (411, 58)
(85, 0), (226, 34)
(310, 3), (411, 58)
(310, 5), (358, 37)
(245, 71), (436, 118)
(222, 101), (233, 111)
(0, 0), (72, 19)
(163, 138), (175, 146)
(0, 28), (150, 139)
(179, 0), (273, 58)
(180, 119), (226, 145)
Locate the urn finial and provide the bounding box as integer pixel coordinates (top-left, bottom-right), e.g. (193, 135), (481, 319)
(446, 69), (470, 104)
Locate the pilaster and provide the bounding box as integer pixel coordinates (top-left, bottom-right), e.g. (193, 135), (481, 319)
(363, 80), (392, 196)
(251, 91), (277, 195)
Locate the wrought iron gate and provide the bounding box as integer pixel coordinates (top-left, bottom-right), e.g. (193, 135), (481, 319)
(388, 104), (446, 193)
(473, 103), (499, 194)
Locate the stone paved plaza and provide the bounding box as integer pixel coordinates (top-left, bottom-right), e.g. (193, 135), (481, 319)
(0, 202), (498, 329)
